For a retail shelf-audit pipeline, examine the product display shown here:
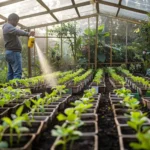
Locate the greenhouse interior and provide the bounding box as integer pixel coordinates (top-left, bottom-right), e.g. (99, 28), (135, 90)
(0, 0), (150, 150)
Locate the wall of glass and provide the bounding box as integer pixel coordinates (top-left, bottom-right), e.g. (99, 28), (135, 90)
(111, 19), (126, 63)
(0, 14), (144, 77)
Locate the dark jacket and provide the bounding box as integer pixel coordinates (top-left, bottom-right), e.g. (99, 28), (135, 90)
(2, 23), (29, 52)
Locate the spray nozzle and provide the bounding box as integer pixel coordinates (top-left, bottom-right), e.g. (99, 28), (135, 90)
(28, 36), (35, 48)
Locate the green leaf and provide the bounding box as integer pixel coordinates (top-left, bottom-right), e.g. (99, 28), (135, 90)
(98, 25), (104, 32)
(97, 53), (106, 63)
(130, 142), (143, 149)
(127, 121), (137, 131)
(65, 108), (74, 115)
(16, 105), (24, 117)
(0, 141), (8, 148)
(24, 100), (31, 108)
(57, 114), (66, 121)
(67, 114), (78, 122)
(103, 32), (110, 37)
(84, 28), (92, 36)
(2, 117), (12, 126)
(51, 129), (61, 137)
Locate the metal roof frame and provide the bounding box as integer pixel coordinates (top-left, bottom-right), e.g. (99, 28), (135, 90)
(0, 0), (149, 28)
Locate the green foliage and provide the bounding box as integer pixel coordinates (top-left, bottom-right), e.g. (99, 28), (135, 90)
(52, 124), (82, 150)
(0, 87), (31, 107)
(58, 69), (84, 85)
(82, 24), (110, 63)
(114, 88), (131, 98)
(0, 125), (8, 148)
(107, 67), (126, 87)
(93, 69), (104, 85)
(130, 131), (150, 150)
(48, 22), (80, 63)
(121, 96), (140, 110)
(0, 67), (7, 84)
(1, 106), (30, 147)
(52, 88), (95, 150)
(72, 69), (92, 85)
(127, 112), (148, 132)
(54, 85), (67, 97)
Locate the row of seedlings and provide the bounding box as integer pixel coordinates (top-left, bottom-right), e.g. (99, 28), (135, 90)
(111, 86), (150, 150)
(0, 85), (71, 149)
(107, 68), (129, 89)
(67, 69), (93, 94)
(118, 67), (150, 95)
(50, 88), (100, 150)
(0, 87), (37, 119)
(0, 70), (74, 94)
(118, 67), (150, 109)
(89, 69), (106, 93)
(58, 69), (84, 86)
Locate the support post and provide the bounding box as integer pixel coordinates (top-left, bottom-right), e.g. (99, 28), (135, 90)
(60, 23), (63, 58)
(46, 26), (48, 57)
(88, 17), (90, 68)
(95, 15), (98, 69)
(126, 22), (128, 64)
(74, 21), (77, 63)
(33, 28), (36, 76)
(110, 19), (113, 66)
(28, 29), (32, 77)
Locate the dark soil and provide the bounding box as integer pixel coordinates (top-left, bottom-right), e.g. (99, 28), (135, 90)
(120, 126), (136, 135)
(98, 77), (119, 150)
(78, 123), (96, 133)
(122, 137), (138, 150)
(55, 136), (95, 150)
(32, 77), (122, 150)
(32, 95), (81, 150)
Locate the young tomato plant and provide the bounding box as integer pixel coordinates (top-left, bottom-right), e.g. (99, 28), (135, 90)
(127, 111), (148, 132)
(2, 105), (30, 147)
(52, 123), (82, 150)
(0, 125), (8, 148)
(130, 131), (150, 150)
(114, 88), (131, 98)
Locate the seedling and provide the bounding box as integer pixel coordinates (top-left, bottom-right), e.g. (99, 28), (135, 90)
(130, 131), (150, 150)
(127, 111), (148, 132)
(52, 123), (82, 150)
(54, 85), (67, 97)
(114, 88), (131, 98)
(0, 125), (8, 148)
(2, 105), (30, 147)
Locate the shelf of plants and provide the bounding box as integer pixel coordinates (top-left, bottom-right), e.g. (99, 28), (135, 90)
(0, 68), (150, 150)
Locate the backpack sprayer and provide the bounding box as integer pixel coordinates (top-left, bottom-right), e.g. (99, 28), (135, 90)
(28, 36), (35, 48)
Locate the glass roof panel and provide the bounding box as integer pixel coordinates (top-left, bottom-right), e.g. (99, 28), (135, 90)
(90, 17), (96, 29)
(35, 27), (46, 36)
(0, 0), (46, 18)
(119, 9), (149, 21)
(122, 0), (150, 12)
(54, 9), (77, 21)
(19, 14), (56, 27)
(76, 18), (88, 35)
(0, 0), (10, 3)
(102, 0), (119, 4)
(74, 0), (89, 4)
(42, 0), (72, 9)
(78, 5), (96, 16)
(99, 4), (118, 16)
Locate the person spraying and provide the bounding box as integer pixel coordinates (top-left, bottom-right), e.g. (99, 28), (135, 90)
(2, 13), (35, 81)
